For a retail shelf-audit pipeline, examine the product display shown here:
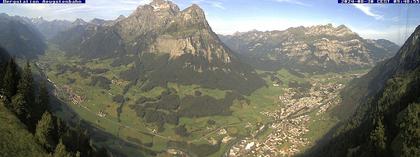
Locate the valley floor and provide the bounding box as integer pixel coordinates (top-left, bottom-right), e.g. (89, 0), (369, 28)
(36, 44), (369, 157)
(228, 72), (366, 156)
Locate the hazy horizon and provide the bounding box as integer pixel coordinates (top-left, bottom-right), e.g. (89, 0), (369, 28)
(1, 0), (419, 44)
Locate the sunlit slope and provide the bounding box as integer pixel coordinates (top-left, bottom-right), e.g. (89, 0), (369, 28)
(0, 102), (47, 157)
(307, 26), (420, 157)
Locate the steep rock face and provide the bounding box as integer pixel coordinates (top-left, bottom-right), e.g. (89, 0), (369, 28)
(308, 26), (420, 157)
(30, 17), (73, 39)
(0, 14), (46, 59)
(220, 24), (400, 72)
(52, 0), (264, 94)
(117, 0), (180, 41)
(89, 18), (117, 26)
(117, 1), (232, 64)
(336, 26), (420, 119)
(55, 0), (233, 64)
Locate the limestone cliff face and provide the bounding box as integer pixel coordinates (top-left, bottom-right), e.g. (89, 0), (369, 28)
(220, 24), (400, 72)
(52, 0), (264, 94)
(56, 0), (233, 65)
(311, 26), (420, 157)
(0, 14), (46, 59)
(116, 0), (232, 64)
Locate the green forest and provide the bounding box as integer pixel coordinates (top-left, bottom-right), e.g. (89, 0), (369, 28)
(0, 48), (108, 157)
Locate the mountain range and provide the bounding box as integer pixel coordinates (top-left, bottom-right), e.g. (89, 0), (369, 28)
(51, 0), (265, 94)
(0, 4), (400, 75)
(305, 25), (420, 157)
(0, 0), (417, 156)
(220, 24), (400, 72)
(0, 13), (46, 59)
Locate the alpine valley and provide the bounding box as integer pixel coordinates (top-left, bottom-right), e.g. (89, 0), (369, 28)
(219, 25), (400, 73)
(0, 0), (418, 157)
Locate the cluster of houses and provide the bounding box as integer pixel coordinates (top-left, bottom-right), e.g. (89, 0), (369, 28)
(60, 85), (85, 105)
(228, 75), (349, 157)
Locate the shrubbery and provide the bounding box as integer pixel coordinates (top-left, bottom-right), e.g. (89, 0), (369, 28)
(0, 56), (109, 157)
(90, 76), (111, 90)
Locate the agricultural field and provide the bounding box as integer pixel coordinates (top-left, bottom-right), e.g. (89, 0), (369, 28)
(36, 44), (369, 156)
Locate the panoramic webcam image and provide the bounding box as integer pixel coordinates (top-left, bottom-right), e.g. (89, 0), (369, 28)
(0, 0), (419, 157)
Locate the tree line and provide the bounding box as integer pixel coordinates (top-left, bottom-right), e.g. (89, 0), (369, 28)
(303, 68), (420, 157)
(0, 57), (108, 157)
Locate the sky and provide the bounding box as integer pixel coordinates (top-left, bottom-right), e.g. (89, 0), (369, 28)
(0, 0), (419, 45)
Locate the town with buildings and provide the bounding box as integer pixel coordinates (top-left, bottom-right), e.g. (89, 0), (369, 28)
(227, 73), (362, 157)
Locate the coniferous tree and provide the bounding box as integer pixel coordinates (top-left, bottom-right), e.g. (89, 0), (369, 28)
(17, 61), (35, 114)
(2, 58), (20, 101)
(35, 111), (57, 151)
(53, 140), (72, 157)
(38, 81), (49, 109)
(370, 118), (387, 155)
(94, 147), (109, 157)
(56, 117), (68, 139)
(74, 125), (93, 157)
(34, 81), (49, 123)
(10, 93), (28, 120)
(0, 62), (5, 91)
(399, 103), (420, 157)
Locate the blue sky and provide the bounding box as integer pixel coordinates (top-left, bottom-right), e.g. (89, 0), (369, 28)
(0, 0), (419, 44)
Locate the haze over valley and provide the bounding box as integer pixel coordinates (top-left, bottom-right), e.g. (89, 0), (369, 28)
(0, 1), (419, 157)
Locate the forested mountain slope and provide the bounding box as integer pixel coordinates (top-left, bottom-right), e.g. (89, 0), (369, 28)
(52, 0), (265, 95)
(0, 48), (108, 157)
(0, 14), (46, 59)
(220, 24), (399, 73)
(305, 26), (420, 157)
(0, 102), (48, 157)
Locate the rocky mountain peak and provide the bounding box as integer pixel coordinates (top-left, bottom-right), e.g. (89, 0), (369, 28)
(220, 24), (400, 72)
(148, 2), (230, 63)
(304, 24), (356, 37)
(131, 0), (179, 18)
(413, 25), (420, 43)
(73, 18), (87, 25)
(51, 0), (264, 95)
(177, 4), (209, 30)
(186, 4), (205, 14)
(151, 0), (169, 5)
(337, 24), (349, 30)
(117, 15), (125, 20)
(57, 0), (233, 65)
(90, 18), (106, 25)
(149, 0), (180, 14)
(31, 17), (45, 23)
(394, 25), (420, 70)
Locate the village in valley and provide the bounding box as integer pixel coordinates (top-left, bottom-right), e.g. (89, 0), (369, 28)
(228, 72), (365, 157)
(36, 52), (369, 157)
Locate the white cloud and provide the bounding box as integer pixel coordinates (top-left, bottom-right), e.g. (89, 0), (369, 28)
(192, 0), (225, 9)
(3, 0), (413, 45)
(4, 0), (152, 20)
(349, 25), (416, 45)
(207, 16), (334, 35)
(353, 4), (384, 20)
(209, 1), (225, 10)
(207, 15), (413, 45)
(274, 0), (310, 7)
(17, 4), (51, 11)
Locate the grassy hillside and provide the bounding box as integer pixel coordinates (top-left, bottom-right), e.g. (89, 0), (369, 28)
(306, 68), (420, 157)
(0, 102), (47, 157)
(38, 43), (364, 156)
(304, 26), (420, 157)
(37, 44), (320, 156)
